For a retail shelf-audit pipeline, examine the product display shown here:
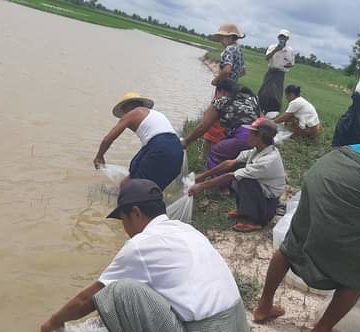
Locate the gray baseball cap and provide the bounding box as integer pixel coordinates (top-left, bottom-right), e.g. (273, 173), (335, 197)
(106, 179), (163, 219)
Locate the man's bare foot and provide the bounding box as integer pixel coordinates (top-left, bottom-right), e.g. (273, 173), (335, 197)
(253, 305), (285, 323)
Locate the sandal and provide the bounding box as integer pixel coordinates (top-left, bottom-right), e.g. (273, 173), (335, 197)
(232, 223), (262, 233)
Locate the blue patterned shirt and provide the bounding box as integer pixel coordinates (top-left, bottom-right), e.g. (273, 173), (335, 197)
(220, 44), (245, 81)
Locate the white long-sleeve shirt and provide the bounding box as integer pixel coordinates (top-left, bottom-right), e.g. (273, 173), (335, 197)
(234, 146), (286, 198)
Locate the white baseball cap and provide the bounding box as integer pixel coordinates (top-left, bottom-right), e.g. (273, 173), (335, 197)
(278, 29), (290, 38)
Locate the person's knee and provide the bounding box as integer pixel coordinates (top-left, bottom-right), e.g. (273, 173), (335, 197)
(238, 178), (259, 188)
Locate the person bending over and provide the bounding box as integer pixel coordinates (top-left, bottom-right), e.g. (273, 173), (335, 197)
(41, 179), (249, 332)
(274, 85), (321, 138)
(93, 92), (183, 190)
(183, 79), (260, 169)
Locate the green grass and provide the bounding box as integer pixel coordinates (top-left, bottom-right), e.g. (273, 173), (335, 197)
(10, 0), (219, 50)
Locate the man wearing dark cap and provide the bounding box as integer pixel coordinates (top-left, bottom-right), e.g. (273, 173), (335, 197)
(189, 118), (285, 232)
(41, 179), (249, 332)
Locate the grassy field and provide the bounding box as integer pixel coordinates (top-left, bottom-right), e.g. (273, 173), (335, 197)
(11, 0), (358, 229)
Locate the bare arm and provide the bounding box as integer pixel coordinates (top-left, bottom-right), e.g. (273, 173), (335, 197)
(182, 106), (219, 148)
(274, 112), (294, 124)
(211, 64), (232, 86)
(40, 282), (104, 332)
(265, 46), (281, 61)
(189, 173), (235, 196)
(93, 118), (129, 168)
(196, 159), (238, 183)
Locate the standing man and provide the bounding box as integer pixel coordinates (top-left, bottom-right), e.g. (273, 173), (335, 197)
(258, 29), (295, 114)
(40, 179), (249, 332)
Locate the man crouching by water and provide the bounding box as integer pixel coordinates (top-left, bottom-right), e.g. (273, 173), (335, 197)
(189, 118), (285, 232)
(40, 179), (249, 332)
(93, 92), (183, 190)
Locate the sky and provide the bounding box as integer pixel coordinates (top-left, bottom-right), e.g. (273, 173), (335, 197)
(99, 0), (360, 68)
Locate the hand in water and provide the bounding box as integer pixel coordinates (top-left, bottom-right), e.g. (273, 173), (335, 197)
(93, 156), (105, 169)
(188, 184), (203, 196)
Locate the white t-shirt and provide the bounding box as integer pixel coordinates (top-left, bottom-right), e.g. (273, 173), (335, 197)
(135, 109), (176, 146)
(99, 215), (241, 321)
(356, 78), (360, 94)
(266, 44), (295, 72)
(285, 96), (320, 129)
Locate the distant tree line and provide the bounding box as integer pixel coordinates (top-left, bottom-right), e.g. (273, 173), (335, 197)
(63, 0), (206, 37)
(63, 0), (358, 74)
(344, 34), (360, 76)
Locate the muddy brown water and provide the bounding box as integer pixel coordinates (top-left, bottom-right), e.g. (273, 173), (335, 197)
(0, 1), (212, 330)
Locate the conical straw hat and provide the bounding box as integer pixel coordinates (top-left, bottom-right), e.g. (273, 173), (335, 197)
(112, 92), (154, 118)
(211, 24), (245, 41)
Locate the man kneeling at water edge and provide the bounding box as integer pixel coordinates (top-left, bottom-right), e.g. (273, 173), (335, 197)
(189, 118), (285, 232)
(40, 179), (249, 332)
(93, 92), (183, 190)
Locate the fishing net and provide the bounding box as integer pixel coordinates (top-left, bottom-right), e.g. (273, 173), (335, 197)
(91, 152), (194, 223)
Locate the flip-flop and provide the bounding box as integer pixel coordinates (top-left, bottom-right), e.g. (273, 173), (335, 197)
(232, 223), (262, 233)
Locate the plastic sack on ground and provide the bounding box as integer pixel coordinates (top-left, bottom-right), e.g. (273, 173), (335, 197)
(316, 297), (359, 332)
(274, 124), (293, 144)
(166, 172), (195, 223)
(58, 317), (108, 332)
(273, 191), (331, 295)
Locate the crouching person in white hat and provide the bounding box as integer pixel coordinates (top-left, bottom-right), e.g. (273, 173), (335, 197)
(40, 179), (249, 332)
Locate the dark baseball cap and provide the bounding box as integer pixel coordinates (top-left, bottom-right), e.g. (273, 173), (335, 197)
(242, 117), (278, 138)
(106, 179), (163, 219)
